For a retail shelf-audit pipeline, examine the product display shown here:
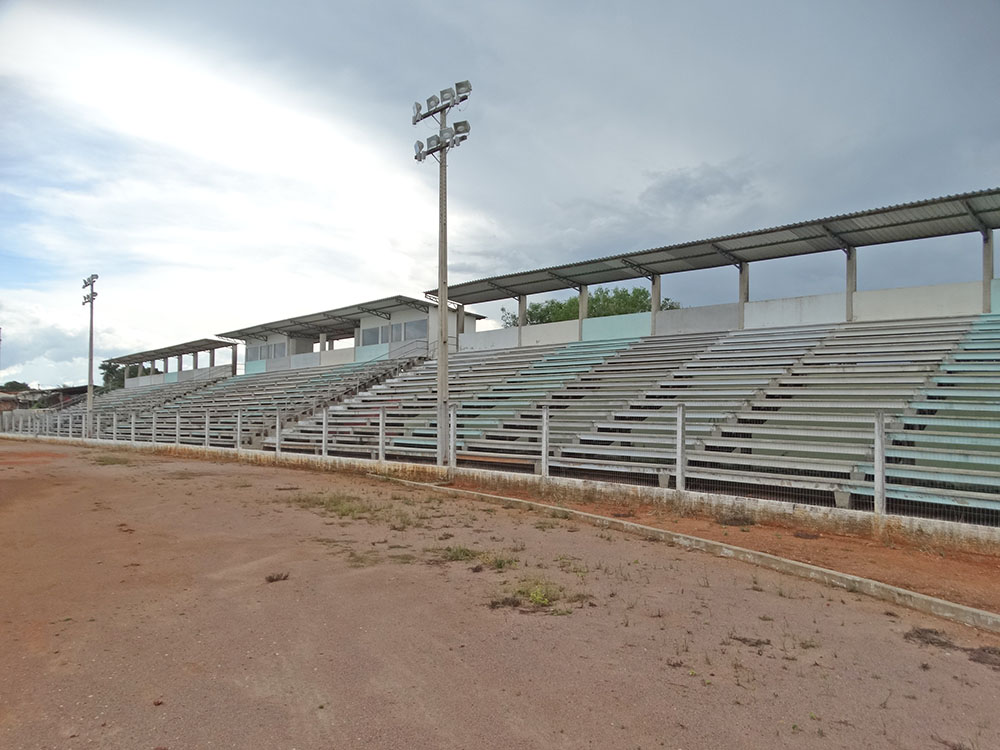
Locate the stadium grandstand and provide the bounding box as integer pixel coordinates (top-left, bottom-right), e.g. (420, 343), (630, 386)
(5, 188), (1000, 526)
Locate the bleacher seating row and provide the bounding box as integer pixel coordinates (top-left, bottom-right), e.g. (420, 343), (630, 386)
(270, 314), (1000, 518)
(14, 312), (1000, 520)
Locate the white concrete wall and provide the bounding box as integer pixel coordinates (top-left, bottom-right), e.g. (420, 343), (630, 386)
(320, 348), (354, 367)
(459, 327), (518, 351)
(745, 292), (844, 329)
(290, 352), (321, 369)
(854, 281), (979, 321)
(522, 319), (579, 347)
(127, 365), (230, 388)
(655, 303), (739, 335)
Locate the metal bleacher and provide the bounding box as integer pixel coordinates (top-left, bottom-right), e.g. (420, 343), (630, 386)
(265, 338), (639, 460)
(104, 358), (414, 448)
(269, 312), (1000, 521)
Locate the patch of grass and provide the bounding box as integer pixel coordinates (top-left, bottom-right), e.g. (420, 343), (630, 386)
(550, 508), (571, 519)
(442, 545), (478, 561)
(265, 572), (289, 583)
(514, 578), (564, 608)
(489, 595), (523, 610)
(92, 454), (132, 466)
(289, 492), (377, 520)
(483, 552), (518, 571)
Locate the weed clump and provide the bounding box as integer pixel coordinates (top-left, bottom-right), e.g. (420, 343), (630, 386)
(265, 572), (290, 583)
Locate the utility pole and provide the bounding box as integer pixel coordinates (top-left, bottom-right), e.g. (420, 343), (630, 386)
(413, 80), (472, 466)
(82, 273), (99, 437)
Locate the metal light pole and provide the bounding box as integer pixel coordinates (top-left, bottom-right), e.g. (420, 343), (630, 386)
(82, 273), (99, 438)
(413, 80), (472, 466)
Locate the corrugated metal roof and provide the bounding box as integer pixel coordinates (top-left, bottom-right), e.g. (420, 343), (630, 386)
(216, 294), (482, 342)
(106, 337), (240, 365)
(439, 187), (1000, 304)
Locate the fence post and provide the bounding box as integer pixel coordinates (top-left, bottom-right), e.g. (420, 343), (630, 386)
(152, 413), (157, 444)
(449, 403), (458, 469)
(175, 412), (181, 445)
(96, 414), (102, 440)
(204, 410), (210, 447)
(541, 404), (550, 477)
(112, 413), (118, 442)
(321, 409), (328, 458)
(675, 404), (686, 492)
(236, 409), (242, 452)
(378, 406), (386, 463)
(874, 411), (886, 519)
(275, 411), (282, 455)
(131, 413), (136, 444)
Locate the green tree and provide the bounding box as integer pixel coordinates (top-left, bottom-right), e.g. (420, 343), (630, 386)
(500, 286), (678, 327)
(2, 380), (30, 392)
(99, 361), (125, 390)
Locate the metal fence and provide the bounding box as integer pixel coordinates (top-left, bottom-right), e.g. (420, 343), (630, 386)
(5, 401), (998, 529)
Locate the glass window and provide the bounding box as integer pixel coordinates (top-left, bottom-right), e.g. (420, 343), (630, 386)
(391, 323), (403, 342)
(246, 346), (259, 362)
(272, 342), (286, 359)
(361, 327), (379, 346)
(404, 318), (428, 340)
(380, 325), (390, 344)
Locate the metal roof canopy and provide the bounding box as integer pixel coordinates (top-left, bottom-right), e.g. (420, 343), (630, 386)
(438, 188), (1000, 305)
(106, 337), (239, 366)
(216, 295), (483, 342)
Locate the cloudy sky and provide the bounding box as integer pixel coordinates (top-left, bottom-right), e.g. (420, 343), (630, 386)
(2, 0), (998, 387)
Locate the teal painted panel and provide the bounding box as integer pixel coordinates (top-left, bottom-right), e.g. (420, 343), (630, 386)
(355, 343), (389, 362)
(991, 279), (1000, 313)
(582, 312), (650, 341)
(245, 360), (266, 374)
(164, 372), (178, 383)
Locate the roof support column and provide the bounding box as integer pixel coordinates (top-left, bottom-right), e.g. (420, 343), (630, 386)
(456, 304), (465, 336)
(578, 284), (588, 341)
(209, 348), (216, 367)
(984, 229), (994, 314)
(177, 354), (184, 372)
(845, 246), (857, 322)
(231, 344), (238, 376)
(517, 294), (527, 347)
(737, 262), (749, 330)
(193, 351), (199, 370)
(318, 333), (327, 352)
(162, 357), (169, 374)
(650, 274), (661, 336)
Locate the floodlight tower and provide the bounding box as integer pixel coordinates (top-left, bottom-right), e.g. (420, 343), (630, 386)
(413, 80), (472, 466)
(82, 273), (99, 438)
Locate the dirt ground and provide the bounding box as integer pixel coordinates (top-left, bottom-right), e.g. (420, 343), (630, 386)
(2, 441), (999, 750)
(445, 481), (1000, 615)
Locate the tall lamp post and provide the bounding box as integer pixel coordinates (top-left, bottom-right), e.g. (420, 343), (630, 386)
(82, 273), (99, 438)
(413, 80), (472, 466)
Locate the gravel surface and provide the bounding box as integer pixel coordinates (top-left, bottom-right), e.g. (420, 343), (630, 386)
(2, 442), (999, 749)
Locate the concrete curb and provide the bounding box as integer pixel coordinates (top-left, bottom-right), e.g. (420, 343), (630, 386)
(379, 474), (1000, 635)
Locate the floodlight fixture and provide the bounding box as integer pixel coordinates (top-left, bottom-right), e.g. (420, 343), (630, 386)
(440, 126), (454, 143)
(82, 273), (98, 288)
(414, 140), (425, 161)
(426, 134), (441, 150)
(440, 87), (456, 107)
(453, 120), (470, 136)
(455, 80), (472, 98)
(412, 101), (423, 124)
(426, 94), (440, 111)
